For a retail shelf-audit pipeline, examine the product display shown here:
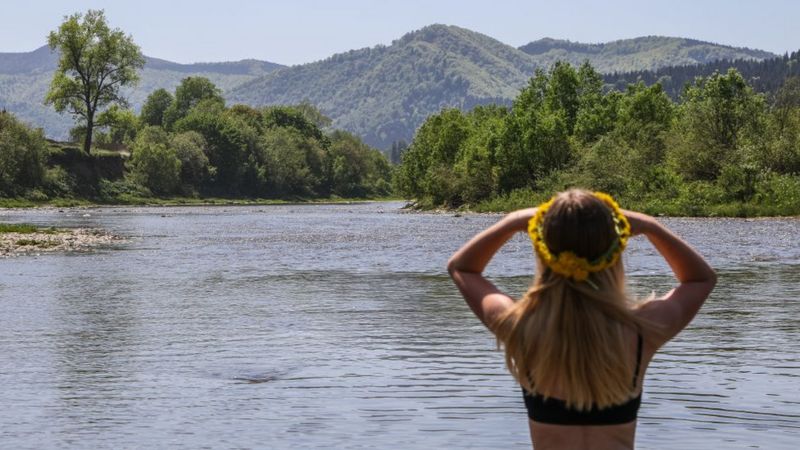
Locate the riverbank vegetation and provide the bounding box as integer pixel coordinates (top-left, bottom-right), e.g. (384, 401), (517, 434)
(394, 63), (800, 216)
(2, 9), (797, 216)
(0, 77), (392, 206)
(0, 10), (392, 208)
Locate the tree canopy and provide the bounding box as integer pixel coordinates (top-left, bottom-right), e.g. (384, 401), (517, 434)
(45, 9), (144, 154)
(395, 63), (800, 216)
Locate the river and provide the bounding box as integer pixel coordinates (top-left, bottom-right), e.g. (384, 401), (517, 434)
(0, 202), (798, 449)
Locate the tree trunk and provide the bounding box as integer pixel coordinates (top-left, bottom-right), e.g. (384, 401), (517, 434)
(83, 115), (94, 155)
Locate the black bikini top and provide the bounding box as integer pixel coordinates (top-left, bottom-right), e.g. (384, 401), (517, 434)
(522, 333), (643, 426)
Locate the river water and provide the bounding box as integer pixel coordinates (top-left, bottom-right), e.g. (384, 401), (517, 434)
(0, 202), (798, 449)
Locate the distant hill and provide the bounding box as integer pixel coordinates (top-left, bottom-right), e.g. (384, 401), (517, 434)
(230, 25), (537, 149)
(229, 25), (777, 149)
(0, 46), (283, 139)
(518, 36), (775, 72)
(604, 49), (800, 99)
(0, 26), (777, 147)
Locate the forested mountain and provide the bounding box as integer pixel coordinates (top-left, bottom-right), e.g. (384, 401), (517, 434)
(1, 25), (777, 146)
(604, 50), (800, 99)
(0, 46), (283, 139)
(229, 25), (537, 149)
(229, 25), (777, 148)
(519, 36), (774, 72)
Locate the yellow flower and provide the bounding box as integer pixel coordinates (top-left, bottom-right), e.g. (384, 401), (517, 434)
(527, 192), (629, 281)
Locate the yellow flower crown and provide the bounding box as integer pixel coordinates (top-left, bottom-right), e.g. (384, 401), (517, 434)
(527, 192), (631, 281)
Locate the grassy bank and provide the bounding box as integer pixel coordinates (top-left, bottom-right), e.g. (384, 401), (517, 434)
(0, 223), (56, 233)
(415, 187), (800, 217)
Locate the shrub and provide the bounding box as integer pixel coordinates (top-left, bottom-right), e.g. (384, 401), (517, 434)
(43, 166), (76, 197)
(129, 127), (181, 195)
(754, 172), (800, 214)
(171, 131), (211, 190)
(0, 112), (48, 196)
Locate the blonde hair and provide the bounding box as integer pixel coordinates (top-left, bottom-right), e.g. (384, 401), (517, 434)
(494, 190), (657, 411)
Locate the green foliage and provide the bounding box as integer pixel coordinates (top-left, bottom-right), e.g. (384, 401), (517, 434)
(2, 24), (779, 147)
(158, 80), (390, 198)
(497, 66), (578, 191)
(606, 50), (800, 101)
(0, 223), (40, 233)
(452, 105), (506, 203)
(754, 172), (800, 213)
(170, 131), (211, 190)
(519, 36), (774, 73)
(43, 166), (77, 197)
(259, 128), (316, 196)
(328, 130), (392, 197)
(473, 188), (552, 213)
(393, 108), (469, 206)
(140, 88), (174, 127)
(163, 77), (225, 130)
(45, 9), (144, 153)
(397, 62), (800, 216)
(129, 126), (181, 195)
(95, 105), (139, 148)
(0, 111), (48, 196)
(669, 69), (766, 180)
(262, 105), (329, 144)
(97, 177), (151, 200)
(574, 63), (620, 144)
(761, 77), (800, 173)
(294, 100), (333, 129)
(227, 27), (776, 149)
(174, 104), (255, 194)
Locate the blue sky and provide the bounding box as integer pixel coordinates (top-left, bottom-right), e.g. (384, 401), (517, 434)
(1, 0), (797, 65)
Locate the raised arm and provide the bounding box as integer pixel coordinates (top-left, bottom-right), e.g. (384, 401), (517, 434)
(447, 208), (536, 330)
(626, 211), (717, 347)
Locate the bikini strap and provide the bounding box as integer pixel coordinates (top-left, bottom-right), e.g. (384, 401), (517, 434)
(632, 333), (643, 388)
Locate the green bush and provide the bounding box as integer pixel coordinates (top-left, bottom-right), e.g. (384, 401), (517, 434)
(97, 178), (151, 200)
(0, 112), (48, 196)
(171, 131), (211, 191)
(474, 188), (551, 212)
(129, 127), (181, 195)
(754, 172), (800, 214)
(43, 166), (76, 197)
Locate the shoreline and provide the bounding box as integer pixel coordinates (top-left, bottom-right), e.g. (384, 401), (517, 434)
(404, 200), (800, 218)
(0, 196), (405, 210)
(0, 227), (124, 257)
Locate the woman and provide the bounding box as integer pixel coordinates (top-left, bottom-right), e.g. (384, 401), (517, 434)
(447, 189), (716, 450)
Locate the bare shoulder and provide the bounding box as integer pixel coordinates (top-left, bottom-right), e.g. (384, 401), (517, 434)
(633, 283), (712, 348)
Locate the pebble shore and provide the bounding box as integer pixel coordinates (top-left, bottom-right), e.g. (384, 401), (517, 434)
(0, 228), (123, 257)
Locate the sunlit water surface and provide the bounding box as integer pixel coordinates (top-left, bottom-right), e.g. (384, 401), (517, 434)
(0, 202), (797, 449)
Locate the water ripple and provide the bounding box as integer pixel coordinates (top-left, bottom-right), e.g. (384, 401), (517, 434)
(0, 204), (797, 449)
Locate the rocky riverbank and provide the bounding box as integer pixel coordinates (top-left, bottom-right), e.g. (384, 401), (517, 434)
(0, 227), (123, 257)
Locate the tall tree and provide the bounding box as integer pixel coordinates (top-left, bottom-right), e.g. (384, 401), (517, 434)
(45, 10), (144, 154)
(163, 77), (225, 130)
(140, 88), (174, 127)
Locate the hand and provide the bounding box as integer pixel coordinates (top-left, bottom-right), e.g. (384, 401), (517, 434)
(623, 210), (654, 237)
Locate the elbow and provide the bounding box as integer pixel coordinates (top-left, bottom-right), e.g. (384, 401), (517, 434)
(446, 257), (457, 277)
(708, 268), (718, 289)
(705, 266), (717, 289)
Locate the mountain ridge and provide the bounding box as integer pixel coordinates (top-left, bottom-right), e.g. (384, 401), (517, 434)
(0, 46), (285, 138)
(0, 24), (778, 146)
(228, 24), (777, 148)
(517, 35), (775, 72)
(0, 45), (284, 76)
